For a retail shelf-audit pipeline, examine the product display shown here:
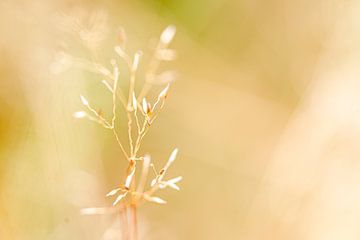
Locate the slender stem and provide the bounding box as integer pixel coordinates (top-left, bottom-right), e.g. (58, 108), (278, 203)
(137, 42), (163, 101)
(136, 156), (150, 196)
(127, 112), (135, 157)
(128, 72), (136, 109)
(134, 126), (150, 155)
(133, 120), (148, 156)
(134, 110), (141, 134)
(113, 128), (129, 160)
(130, 205), (138, 240)
(121, 206), (129, 240)
(111, 68), (119, 128)
(116, 90), (128, 109)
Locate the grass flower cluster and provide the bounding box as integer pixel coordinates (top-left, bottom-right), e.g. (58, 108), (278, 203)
(61, 16), (181, 239)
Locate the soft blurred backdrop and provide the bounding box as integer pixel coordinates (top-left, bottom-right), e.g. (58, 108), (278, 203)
(2, 0), (360, 239)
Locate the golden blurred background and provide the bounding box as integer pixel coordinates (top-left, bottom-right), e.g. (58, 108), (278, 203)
(2, 0), (360, 239)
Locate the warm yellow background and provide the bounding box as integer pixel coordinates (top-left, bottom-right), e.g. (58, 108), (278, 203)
(1, 0), (360, 239)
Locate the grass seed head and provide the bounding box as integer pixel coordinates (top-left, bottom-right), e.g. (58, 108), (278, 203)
(73, 24), (181, 212)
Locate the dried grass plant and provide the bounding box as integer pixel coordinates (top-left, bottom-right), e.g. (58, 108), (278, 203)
(59, 12), (181, 240)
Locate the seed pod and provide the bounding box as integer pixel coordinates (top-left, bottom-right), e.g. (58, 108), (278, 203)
(80, 95), (89, 106)
(132, 92), (137, 111)
(160, 25), (176, 45)
(73, 111), (87, 118)
(158, 84), (170, 100)
(142, 98), (151, 115)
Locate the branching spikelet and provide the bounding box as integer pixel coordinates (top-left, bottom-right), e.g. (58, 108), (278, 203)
(68, 23), (181, 240)
(71, 25), (181, 209)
